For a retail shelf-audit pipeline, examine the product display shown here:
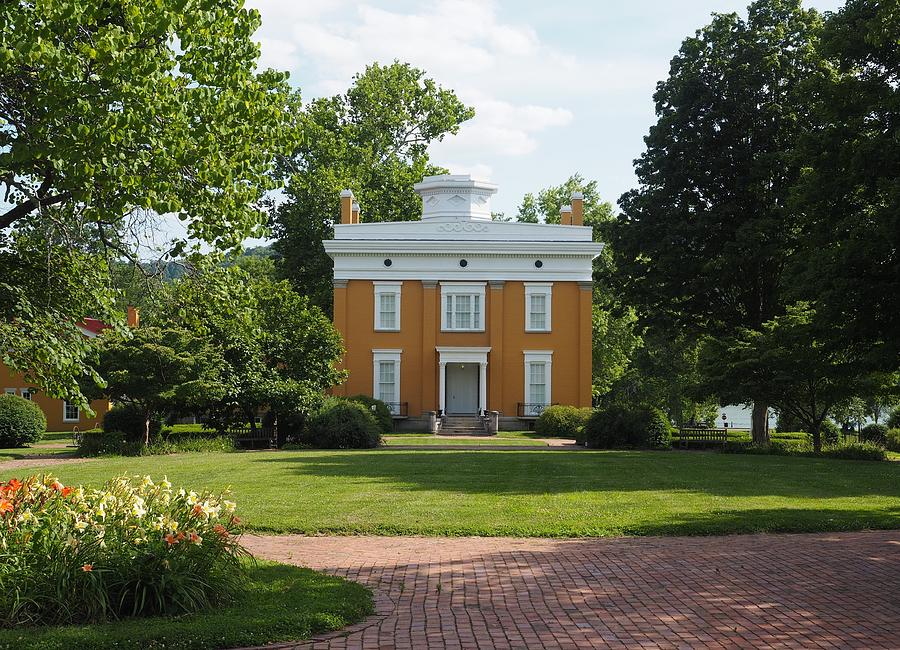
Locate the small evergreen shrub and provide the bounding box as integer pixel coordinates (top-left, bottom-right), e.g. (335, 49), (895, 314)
(645, 407), (674, 449)
(102, 404), (162, 443)
(584, 406), (671, 449)
(306, 399), (382, 449)
(534, 405), (591, 439)
(0, 394), (45, 447)
(348, 395), (393, 434)
(860, 423), (888, 444)
(0, 475), (245, 627)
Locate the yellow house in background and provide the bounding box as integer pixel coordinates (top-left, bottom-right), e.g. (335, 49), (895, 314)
(1, 308), (138, 433)
(324, 174), (602, 432)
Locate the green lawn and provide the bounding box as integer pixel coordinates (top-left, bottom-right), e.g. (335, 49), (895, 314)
(4, 449), (899, 538)
(0, 561), (373, 650)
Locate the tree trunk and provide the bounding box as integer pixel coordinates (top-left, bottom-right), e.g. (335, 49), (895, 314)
(811, 422), (822, 453)
(751, 402), (770, 445)
(144, 412), (151, 447)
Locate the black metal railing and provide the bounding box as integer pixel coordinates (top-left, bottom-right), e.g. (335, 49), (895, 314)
(385, 402), (409, 417)
(517, 402), (552, 417)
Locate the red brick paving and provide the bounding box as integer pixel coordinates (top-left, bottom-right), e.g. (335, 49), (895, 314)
(244, 531), (900, 649)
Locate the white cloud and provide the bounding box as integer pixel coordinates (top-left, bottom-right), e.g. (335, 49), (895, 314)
(246, 0), (585, 168)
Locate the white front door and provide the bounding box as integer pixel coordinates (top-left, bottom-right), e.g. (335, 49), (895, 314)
(445, 363), (479, 414)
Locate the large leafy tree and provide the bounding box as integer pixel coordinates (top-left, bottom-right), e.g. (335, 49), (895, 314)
(608, 0), (825, 443)
(272, 61), (474, 311)
(163, 263), (345, 431)
(792, 0), (900, 369)
(701, 304), (890, 452)
(0, 0), (299, 404)
(94, 327), (225, 445)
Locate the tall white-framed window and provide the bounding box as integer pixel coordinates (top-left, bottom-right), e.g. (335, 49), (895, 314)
(525, 283), (553, 332)
(63, 400), (80, 422)
(3, 388), (15, 396)
(373, 282), (402, 331)
(20, 389), (32, 401)
(441, 282), (486, 332)
(372, 349), (402, 411)
(523, 351), (553, 409)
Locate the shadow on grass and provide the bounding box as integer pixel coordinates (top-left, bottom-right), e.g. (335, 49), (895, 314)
(255, 449), (900, 499)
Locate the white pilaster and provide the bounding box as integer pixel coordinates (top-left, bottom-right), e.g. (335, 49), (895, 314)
(479, 362), (488, 413)
(438, 362), (447, 414)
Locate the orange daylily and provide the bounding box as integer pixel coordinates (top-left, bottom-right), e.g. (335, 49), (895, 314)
(176, 531), (186, 542)
(213, 524), (228, 537)
(50, 480), (64, 492)
(191, 504), (203, 516)
(61, 486), (73, 497)
(6, 478), (22, 492)
(0, 499), (12, 514)
(189, 532), (202, 545)
(81, 564), (93, 572)
(164, 533), (178, 546)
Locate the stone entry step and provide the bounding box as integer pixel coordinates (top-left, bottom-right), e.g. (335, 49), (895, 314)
(440, 415), (487, 436)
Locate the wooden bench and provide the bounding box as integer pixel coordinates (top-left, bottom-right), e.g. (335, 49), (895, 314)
(229, 426), (276, 449)
(676, 427), (728, 448)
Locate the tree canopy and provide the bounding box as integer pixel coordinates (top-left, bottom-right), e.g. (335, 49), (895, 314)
(608, 0), (826, 441)
(0, 0), (299, 405)
(272, 61), (474, 311)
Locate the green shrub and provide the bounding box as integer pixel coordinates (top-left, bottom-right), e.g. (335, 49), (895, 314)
(645, 407), (674, 449)
(0, 394), (45, 447)
(80, 431), (234, 457)
(820, 420), (840, 445)
(886, 428), (900, 453)
(348, 395), (393, 434)
(821, 441), (887, 462)
(78, 430), (140, 457)
(584, 406), (671, 449)
(305, 399), (382, 449)
(860, 422), (888, 444)
(102, 405), (162, 443)
(0, 474), (246, 627)
(534, 405), (591, 439)
(723, 439), (886, 461)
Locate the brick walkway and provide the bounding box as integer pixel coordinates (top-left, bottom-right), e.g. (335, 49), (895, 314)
(244, 531), (900, 649)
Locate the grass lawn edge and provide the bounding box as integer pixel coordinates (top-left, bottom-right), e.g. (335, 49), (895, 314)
(0, 560), (374, 650)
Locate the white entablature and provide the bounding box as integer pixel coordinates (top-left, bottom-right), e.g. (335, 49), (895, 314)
(323, 174), (604, 282)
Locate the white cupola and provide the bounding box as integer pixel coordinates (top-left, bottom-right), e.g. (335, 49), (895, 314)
(413, 174), (498, 222)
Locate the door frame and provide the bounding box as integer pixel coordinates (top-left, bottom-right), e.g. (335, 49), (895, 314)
(436, 347), (491, 415)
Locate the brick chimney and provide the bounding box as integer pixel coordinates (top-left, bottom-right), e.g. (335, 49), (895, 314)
(559, 205), (573, 226)
(340, 189), (354, 224)
(127, 306), (140, 328)
(351, 200), (360, 224)
(570, 191), (584, 226)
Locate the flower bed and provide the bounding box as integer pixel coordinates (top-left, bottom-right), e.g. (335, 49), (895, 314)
(0, 475), (245, 628)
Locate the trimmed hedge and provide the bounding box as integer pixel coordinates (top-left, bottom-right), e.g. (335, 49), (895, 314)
(0, 394), (45, 447)
(584, 406), (673, 449)
(102, 404), (162, 443)
(348, 395), (393, 434)
(305, 399), (382, 449)
(534, 405), (591, 439)
(723, 439), (887, 461)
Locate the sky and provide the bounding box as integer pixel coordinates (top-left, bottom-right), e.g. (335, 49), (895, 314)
(245, 0), (845, 221)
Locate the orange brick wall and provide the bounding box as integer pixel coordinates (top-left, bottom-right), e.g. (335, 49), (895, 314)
(333, 280), (592, 416)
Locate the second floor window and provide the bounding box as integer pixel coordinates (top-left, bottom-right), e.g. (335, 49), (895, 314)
(64, 400), (80, 422)
(525, 283), (552, 332)
(373, 282), (402, 331)
(441, 282), (486, 331)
